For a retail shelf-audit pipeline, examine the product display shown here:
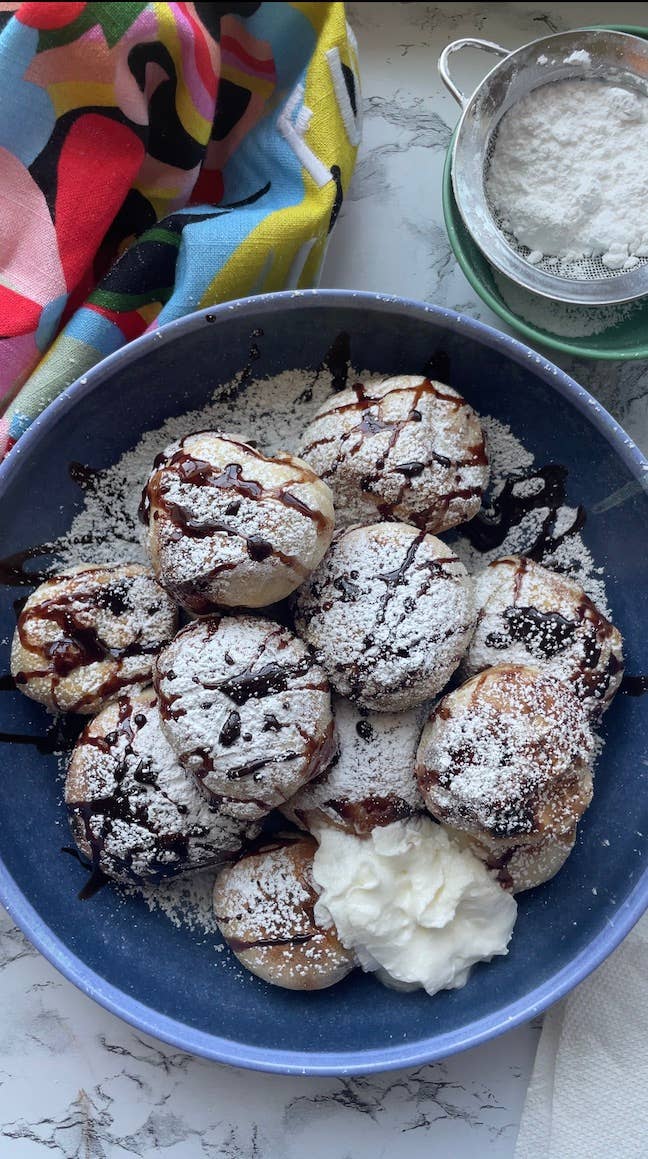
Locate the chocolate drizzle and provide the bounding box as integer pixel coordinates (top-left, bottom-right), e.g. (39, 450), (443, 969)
(225, 750), (300, 782)
(219, 710), (241, 746)
(486, 605), (578, 659)
(465, 465), (586, 560)
(0, 712), (83, 755)
(324, 792), (414, 831)
(360, 530), (430, 656)
(13, 569), (174, 712)
(226, 932), (315, 953)
(139, 435), (332, 608)
(419, 666), (594, 841)
(325, 331), (351, 392)
(158, 618), (334, 815)
(247, 536), (273, 562)
(0, 544), (56, 587)
(61, 846), (110, 901)
(212, 832), (352, 984)
(355, 719), (373, 741)
(333, 575), (361, 601)
(263, 713), (286, 732)
(301, 377), (487, 526)
(301, 524), (470, 709)
(392, 460), (425, 478)
(68, 462), (106, 492)
(77, 866), (110, 901)
(213, 657), (314, 706)
(67, 696), (231, 893)
(477, 556), (624, 706)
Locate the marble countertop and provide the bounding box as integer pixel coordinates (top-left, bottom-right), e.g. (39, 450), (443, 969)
(3, 3), (648, 1156)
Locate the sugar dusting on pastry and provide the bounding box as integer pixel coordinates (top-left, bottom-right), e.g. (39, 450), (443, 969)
(298, 375), (489, 533)
(295, 522), (476, 712)
(283, 695), (426, 835)
(154, 615), (335, 821)
(464, 555), (623, 715)
(66, 690), (252, 886)
(416, 665), (595, 843)
(141, 431), (334, 612)
(11, 563), (177, 715)
(214, 833), (356, 989)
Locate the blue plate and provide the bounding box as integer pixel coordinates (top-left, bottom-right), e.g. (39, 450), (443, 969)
(0, 290), (647, 1075)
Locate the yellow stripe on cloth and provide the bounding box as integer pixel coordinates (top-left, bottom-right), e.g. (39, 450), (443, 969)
(220, 63), (276, 102)
(198, 0), (358, 306)
(50, 82), (116, 118)
(138, 302), (164, 326)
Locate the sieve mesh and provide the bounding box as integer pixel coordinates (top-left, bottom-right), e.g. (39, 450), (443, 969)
(483, 127), (648, 284)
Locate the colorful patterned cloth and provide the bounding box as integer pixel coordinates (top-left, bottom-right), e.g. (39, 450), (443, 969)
(0, 1), (360, 457)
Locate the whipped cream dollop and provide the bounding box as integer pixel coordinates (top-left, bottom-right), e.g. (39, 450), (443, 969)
(312, 818), (517, 996)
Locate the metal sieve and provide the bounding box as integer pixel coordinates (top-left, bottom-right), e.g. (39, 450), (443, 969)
(439, 29), (648, 305)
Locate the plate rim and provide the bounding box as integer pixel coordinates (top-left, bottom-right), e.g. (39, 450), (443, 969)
(1, 288), (647, 1075)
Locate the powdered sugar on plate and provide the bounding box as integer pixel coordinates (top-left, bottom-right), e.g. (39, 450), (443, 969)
(133, 867), (221, 935)
(493, 270), (639, 339)
(451, 416), (611, 615)
(56, 369), (380, 568)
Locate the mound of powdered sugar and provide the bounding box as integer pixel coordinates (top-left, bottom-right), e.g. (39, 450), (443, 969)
(486, 80), (648, 270)
(51, 367), (612, 936)
(492, 271), (639, 339)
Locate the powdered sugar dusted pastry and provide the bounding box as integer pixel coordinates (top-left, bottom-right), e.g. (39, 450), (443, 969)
(66, 690), (250, 889)
(11, 564), (178, 715)
(416, 665), (595, 845)
(294, 522), (475, 712)
(213, 833), (356, 989)
(298, 376), (488, 533)
(154, 615), (335, 820)
(283, 696), (426, 835)
(444, 823), (578, 893)
(465, 555), (624, 715)
(140, 431), (334, 612)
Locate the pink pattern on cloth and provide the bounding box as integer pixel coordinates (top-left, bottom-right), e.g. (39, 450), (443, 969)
(206, 14), (276, 172)
(0, 148), (66, 308)
(25, 25), (114, 86)
(26, 22), (162, 127)
(221, 15), (275, 73)
(135, 154), (204, 215)
(169, 2), (220, 119)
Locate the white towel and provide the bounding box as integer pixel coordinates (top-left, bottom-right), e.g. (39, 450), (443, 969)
(515, 913), (648, 1159)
